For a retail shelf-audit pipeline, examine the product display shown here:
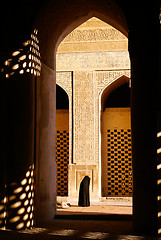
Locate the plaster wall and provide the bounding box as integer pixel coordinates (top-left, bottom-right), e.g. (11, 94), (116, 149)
(101, 108), (131, 197)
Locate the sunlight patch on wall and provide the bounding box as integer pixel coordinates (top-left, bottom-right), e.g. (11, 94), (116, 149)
(0, 166), (35, 230)
(157, 131), (161, 235)
(0, 29), (41, 79)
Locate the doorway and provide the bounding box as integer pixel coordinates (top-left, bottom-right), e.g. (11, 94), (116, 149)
(101, 81), (132, 200)
(55, 17), (132, 220)
(56, 85), (69, 197)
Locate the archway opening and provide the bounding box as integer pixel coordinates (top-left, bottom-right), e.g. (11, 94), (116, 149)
(56, 16), (132, 224)
(100, 79), (132, 205)
(32, 0), (135, 232)
(0, 0), (159, 236)
(56, 85), (69, 199)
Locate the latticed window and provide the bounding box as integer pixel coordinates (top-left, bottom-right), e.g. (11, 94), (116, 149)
(106, 128), (133, 197)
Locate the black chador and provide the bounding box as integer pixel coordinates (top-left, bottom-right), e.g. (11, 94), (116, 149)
(78, 176), (90, 207)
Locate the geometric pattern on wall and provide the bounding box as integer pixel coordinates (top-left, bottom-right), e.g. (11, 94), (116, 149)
(56, 130), (69, 196)
(106, 129), (133, 197)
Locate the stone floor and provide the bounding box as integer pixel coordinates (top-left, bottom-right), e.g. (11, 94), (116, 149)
(0, 205), (160, 240)
(57, 204), (132, 215)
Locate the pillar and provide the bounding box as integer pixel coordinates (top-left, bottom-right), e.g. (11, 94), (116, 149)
(34, 63), (56, 225)
(0, 71), (35, 230)
(129, 13), (159, 235)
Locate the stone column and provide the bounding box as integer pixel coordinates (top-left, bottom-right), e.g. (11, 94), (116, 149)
(1, 72), (35, 230)
(35, 63), (56, 225)
(129, 21), (159, 235)
(73, 71), (95, 165)
(68, 71), (99, 203)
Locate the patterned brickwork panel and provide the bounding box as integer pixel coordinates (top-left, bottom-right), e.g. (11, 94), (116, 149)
(56, 130), (69, 196)
(106, 129), (133, 196)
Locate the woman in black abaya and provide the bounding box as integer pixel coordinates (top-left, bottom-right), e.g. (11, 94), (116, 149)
(78, 176), (90, 207)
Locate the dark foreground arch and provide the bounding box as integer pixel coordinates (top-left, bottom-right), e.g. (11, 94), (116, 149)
(0, 0), (160, 236)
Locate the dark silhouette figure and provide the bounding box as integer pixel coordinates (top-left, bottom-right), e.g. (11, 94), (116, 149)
(78, 176), (90, 207)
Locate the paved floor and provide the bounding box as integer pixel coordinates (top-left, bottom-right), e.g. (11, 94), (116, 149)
(0, 205), (159, 240)
(57, 205), (132, 215)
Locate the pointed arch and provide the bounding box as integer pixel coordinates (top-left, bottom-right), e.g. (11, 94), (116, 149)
(56, 84), (69, 197)
(34, 0), (128, 69)
(56, 84), (69, 110)
(100, 75), (130, 112)
(99, 75), (131, 197)
(34, 0), (129, 225)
